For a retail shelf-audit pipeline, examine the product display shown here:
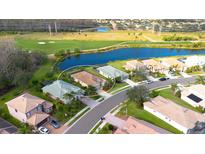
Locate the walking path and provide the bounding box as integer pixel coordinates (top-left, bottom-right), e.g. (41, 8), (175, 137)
(97, 90), (112, 98)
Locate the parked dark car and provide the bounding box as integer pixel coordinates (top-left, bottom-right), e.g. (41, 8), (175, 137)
(146, 80), (154, 84)
(50, 119), (60, 129)
(159, 77), (169, 81)
(100, 117), (105, 121)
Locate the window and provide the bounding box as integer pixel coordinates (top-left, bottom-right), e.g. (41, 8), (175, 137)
(27, 112), (31, 117)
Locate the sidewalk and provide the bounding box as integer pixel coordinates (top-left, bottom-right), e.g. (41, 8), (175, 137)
(64, 106), (90, 126)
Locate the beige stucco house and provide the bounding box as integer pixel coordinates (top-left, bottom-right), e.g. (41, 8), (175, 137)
(71, 71), (106, 89)
(160, 58), (186, 71)
(6, 93), (53, 128)
(144, 96), (205, 133)
(123, 60), (145, 71)
(142, 59), (167, 73)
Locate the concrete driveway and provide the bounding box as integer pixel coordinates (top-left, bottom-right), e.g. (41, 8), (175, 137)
(104, 114), (126, 129)
(43, 122), (69, 134)
(79, 96), (98, 108)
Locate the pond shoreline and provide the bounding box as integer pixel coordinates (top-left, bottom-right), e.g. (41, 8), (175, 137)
(57, 47), (205, 71)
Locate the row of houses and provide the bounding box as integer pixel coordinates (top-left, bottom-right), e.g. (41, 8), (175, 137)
(5, 65), (129, 129)
(123, 56), (205, 73)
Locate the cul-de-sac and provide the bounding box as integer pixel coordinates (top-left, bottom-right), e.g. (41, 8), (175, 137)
(2, 19), (205, 134)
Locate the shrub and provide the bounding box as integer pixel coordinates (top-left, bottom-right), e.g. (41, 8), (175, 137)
(174, 90), (181, 98)
(149, 90), (159, 98)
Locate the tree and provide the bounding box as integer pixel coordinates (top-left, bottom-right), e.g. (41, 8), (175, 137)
(171, 83), (178, 93)
(149, 90), (159, 98)
(19, 123), (32, 134)
(196, 76), (205, 85)
(127, 85), (149, 107)
(114, 76), (122, 83)
(0, 40), (45, 89)
(85, 85), (97, 95)
(103, 80), (113, 91)
(131, 68), (147, 82)
(63, 92), (74, 100)
(74, 48), (81, 53)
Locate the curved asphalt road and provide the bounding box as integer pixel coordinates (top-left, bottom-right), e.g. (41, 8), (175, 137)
(65, 76), (197, 134)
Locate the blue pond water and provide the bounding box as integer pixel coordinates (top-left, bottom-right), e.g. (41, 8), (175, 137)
(97, 27), (109, 32)
(58, 48), (205, 71)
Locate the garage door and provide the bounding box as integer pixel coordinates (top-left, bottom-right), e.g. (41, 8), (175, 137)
(37, 118), (48, 128)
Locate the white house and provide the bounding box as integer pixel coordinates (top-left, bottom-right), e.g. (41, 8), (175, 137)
(97, 65), (129, 80)
(184, 56), (205, 67)
(144, 96), (205, 133)
(181, 84), (205, 110)
(160, 58), (186, 72)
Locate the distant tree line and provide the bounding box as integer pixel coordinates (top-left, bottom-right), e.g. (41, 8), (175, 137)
(0, 19), (98, 32)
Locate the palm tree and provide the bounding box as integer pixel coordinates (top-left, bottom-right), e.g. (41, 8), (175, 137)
(171, 83), (178, 92)
(63, 93), (74, 100)
(196, 76), (205, 85)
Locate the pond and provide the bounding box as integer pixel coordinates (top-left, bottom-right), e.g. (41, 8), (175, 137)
(97, 27), (109, 32)
(58, 48), (205, 71)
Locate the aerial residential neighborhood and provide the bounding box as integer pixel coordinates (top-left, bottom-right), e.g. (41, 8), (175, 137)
(2, 19), (205, 135)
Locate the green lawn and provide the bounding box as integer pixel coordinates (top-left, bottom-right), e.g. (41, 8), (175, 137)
(98, 124), (113, 134)
(108, 60), (130, 72)
(158, 88), (204, 113)
(16, 39), (122, 54)
(117, 101), (182, 134)
(108, 82), (129, 93)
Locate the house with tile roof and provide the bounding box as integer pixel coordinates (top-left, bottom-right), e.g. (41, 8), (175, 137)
(123, 60), (145, 71)
(6, 93), (53, 128)
(42, 80), (84, 104)
(114, 116), (170, 134)
(71, 71), (106, 89)
(144, 96), (205, 133)
(160, 57), (186, 71)
(142, 59), (167, 73)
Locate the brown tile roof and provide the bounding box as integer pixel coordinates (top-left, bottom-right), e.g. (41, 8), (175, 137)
(124, 60), (144, 70)
(71, 71), (106, 88)
(114, 116), (170, 134)
(6, 93), (47, 113)
(27, 112), (49, 126)
(144, 96), (205, 129)
(142, 59), (166, 70)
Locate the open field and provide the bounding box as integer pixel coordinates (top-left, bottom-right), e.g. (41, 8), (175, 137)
(3, 30), (205, 54)
(3, 30), (204, 41)
(13, 31), (146, 41)
(16, 39), (123, 54)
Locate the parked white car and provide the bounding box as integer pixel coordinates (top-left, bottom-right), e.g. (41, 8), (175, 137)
(38, 126), (50, 134)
